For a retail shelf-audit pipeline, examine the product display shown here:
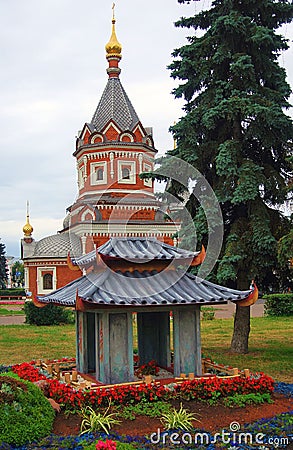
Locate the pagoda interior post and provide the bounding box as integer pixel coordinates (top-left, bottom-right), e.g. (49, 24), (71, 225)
(137, 311), (171, 368)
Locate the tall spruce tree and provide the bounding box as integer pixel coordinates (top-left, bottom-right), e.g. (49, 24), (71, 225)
(168, 0), (293, 352)
(0, 240), (8, 289)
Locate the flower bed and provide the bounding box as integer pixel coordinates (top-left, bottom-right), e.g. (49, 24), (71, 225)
(0, 361), (291, 449)
(11, 361), (274, 412)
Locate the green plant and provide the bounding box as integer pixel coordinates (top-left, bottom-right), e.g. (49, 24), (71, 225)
(264, 293), (293, 317)
(119, 400), (171, 420)
(0, 288), (26, 296)
(0, 372), (55, 446)
(205, 390), (221, 406)
(223, 392), (273, 408)
(80, 404), (120, 435)
(24, 300), (75, 325)
(116, 444), (136, 450)
(160, 402), (200, 431)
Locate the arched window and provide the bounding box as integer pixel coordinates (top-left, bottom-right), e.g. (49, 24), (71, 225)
(122, 167), (130, 180)
(43, 273), (53, 290)
(96, 168), (104, 181)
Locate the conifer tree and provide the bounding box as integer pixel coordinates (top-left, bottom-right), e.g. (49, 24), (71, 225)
(168, 0), (293, 352)
(0, 240), (8, 289)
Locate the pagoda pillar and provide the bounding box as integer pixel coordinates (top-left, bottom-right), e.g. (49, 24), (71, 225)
(173, 307), (202, 376)
(97, 311), (134, 384)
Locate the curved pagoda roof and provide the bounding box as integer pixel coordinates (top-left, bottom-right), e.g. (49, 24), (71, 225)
(70, 237), (201, 268)
(37, 268), (252, 308)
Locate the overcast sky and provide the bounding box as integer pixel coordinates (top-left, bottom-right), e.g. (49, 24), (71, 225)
(0, 1), (292, 257)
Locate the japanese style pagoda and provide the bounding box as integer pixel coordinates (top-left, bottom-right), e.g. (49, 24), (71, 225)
(36, 237), (257, 384)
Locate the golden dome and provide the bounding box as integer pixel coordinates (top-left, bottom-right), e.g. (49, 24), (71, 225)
(23, 215), (33, 237)
(105, 18), (122, 57)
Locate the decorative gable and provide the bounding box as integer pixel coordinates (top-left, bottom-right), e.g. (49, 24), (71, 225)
(133, 123), (146, 143)
(78, 124), (94, 146)
(103, 120), (121, 141)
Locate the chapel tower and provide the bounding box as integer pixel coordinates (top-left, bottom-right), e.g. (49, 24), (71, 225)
(63, 8), (179, 254)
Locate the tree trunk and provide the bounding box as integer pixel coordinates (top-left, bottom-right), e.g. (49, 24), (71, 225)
(230, 271), (251, 353)
(230, 304), (250, 353)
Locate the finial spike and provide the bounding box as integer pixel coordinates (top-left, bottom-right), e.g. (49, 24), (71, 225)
(112, 2), (115, 20)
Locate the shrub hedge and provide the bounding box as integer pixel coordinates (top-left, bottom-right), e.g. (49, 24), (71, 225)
(0, 372), (55, 446)
(24, 301), (75, 326)
(0, 288), (26, 297)
(263, 293), (293, 316)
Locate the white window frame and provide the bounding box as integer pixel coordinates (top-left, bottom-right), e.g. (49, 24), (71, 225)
(117, 160), (136, 184)
(37, 267), (57, 295)
(79, 166), (85, 189)
(90, 162), (107, 185)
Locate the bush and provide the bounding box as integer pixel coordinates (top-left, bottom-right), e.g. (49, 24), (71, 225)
(0, 372), (55, 446)
(24, 300), (75, 325)
(263, 293), (293, 316)
(0, 288), (25, 297)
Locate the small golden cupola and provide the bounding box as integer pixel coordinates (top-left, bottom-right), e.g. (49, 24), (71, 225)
(105, 3), (122, 57)
(105, 4), (122, 78)
(23, 201), (33, 237)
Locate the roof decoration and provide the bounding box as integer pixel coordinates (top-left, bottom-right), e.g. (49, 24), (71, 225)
(90, 6), (142, 134)
(105, 3), (122, 57)
(23, 201), (33, 237)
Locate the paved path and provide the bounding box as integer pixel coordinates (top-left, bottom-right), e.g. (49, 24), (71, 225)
(213, 299), (265, 319)
(0, 315), (26, 325)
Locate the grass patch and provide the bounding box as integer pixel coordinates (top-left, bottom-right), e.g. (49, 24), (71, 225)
(0, 307), (24, 316)
(0, 324), (76, 364)
(201, 316), (293, 382)
(0, 317), (292, 382)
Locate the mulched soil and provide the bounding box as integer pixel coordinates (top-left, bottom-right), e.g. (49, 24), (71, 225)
(52, 393), (292, 437)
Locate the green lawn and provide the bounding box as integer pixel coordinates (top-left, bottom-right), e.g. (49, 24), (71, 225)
(0, 307), (25, 316)
(201, 316), (293, 382)
(0, 324), (76, 364)
(0, 316), (291, 382)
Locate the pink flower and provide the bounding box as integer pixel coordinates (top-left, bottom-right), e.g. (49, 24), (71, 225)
(96, 439), (117, 449)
